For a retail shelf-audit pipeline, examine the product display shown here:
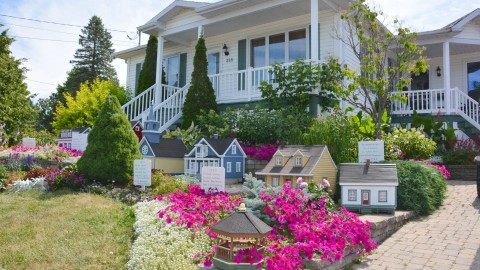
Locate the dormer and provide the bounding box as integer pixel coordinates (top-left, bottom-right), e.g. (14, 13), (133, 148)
(195, 144), (209, 158)
(293, 149), (310, 167)
(273, 150), (289, 167)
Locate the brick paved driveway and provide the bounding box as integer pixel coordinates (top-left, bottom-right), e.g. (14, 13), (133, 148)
(354, 181), (480, 270)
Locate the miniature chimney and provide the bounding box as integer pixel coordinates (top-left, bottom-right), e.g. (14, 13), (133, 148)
(363, 159), (371, 174)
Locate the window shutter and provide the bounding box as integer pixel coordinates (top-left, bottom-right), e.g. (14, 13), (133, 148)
(308, 24), (320, 59)
(135, 62), (142, 91)
(238, 39), (247, 90)
(179, 53), (187, 87)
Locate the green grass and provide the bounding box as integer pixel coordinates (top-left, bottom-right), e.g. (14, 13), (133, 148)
(0, 191), (134, 270)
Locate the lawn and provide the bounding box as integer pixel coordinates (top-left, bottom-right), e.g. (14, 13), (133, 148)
(0, 191), (134, 270)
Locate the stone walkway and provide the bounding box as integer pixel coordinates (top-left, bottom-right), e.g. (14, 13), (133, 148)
(354, 181), (480, 270)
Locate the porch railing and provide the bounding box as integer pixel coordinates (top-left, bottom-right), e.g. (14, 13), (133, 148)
(390, 87), (480, 130)
(152, 83), (189, 133)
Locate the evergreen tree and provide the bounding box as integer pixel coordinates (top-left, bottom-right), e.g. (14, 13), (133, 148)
(0, 27), (37, 144)
(61, 15), (117, 97)
(77, 95), (141, 185)
(137, 36), (156, 95)
(182, 36), (218, 128)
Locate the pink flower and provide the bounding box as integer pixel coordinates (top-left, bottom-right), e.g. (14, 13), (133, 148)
(296, 177), (303, 185)
(203, 260), (212, 267)
(322, 178), (330, 188)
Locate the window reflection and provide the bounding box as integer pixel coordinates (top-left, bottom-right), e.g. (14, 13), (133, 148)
(289, 29), (306, 62)
(167, 55), (180, 87)
(269, 33), (285, 65)
(251, 38), (266, 68)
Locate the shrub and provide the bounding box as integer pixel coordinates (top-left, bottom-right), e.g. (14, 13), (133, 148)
(10, 177), (48, 192)
(241, 143), (279, 161)
(442, 137), (480, 165)
(383, 128), (436, 160)
(303, 109), (359, 164)
(393, 160), (447, 215)
(0, 154), (37, 171)
(162, 123), (202, 148)
(21, 129), (57, 146)
(0, 163), (7, 179)
(77, 95), (142, 185)
(45, 169), (85, 191)
(150, 170), (188, 196)
(24, 167), (57, 179)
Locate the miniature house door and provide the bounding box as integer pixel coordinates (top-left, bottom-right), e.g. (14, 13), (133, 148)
(361, 190), (370, 205)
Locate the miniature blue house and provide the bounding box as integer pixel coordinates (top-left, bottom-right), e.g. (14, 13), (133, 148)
(139, 137), (188, 174)
(184, 135), (246, 182)
(339, 162), (399, 214)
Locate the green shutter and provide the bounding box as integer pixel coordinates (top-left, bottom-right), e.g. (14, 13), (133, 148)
(238, 39), (247, 90)
(135, 62), (142, 90)
(179, 53), (187, 87)
(308, 24), (320, 59)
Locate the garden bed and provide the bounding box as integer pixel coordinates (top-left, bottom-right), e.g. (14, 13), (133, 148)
(445, 165), (476, 181)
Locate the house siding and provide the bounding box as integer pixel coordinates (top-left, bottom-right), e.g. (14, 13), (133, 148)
(312, 152), (337, 194)
(341, 186), (396, 207)
(126, 55), (145, 95)
(153, 158), (185, 174)
(456, 22), (480, 39)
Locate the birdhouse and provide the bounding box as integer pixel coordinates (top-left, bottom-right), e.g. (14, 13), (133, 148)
(209, 203), (272, 270)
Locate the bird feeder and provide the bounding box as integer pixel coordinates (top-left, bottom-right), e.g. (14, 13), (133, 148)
(209, 203), (272, 270)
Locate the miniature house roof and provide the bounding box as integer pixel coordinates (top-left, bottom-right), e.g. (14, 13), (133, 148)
(256, 145), (330, 176)
(187, 137), (242, 157)
(142, 137), (188, 158)
(210, 206), (272, 238)
(130, 121), (143, 129)
(339, 163), (398, 186)
(71, 127), (90, 134)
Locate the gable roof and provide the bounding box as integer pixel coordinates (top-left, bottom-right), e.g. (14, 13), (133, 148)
(339, 163), (398, 185)
(442, 8), (480, 31)
(71, 127), (90, 134)
(130, 121), (143, 129)
(204, 137), (236, 155)
(256, 145), (328, 176)
(143, 137), (188, 158)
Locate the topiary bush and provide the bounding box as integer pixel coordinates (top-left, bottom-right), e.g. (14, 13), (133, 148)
(77, 95), (141, 185)
(383, 127), (436, 160)
(393, 160), (447, 215)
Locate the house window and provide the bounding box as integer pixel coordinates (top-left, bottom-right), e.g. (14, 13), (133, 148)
(467, 61), (480, 100)
(378, 190), (388, 202)
(348, 189), (357, 201)
(251, 37), (266, 68)
(272, 177), (279, 187)
(269, 33), (285, 65)
(236, 162), (241, 172)
(275, 157), (282, 166)
(196, 145), (208, 158)
(226, 162), (232, 173)
(232, 145), (237, 154)
(288, 29), (306, 62)
(295, 157), (302, 166)
(165, 55), (180, 87)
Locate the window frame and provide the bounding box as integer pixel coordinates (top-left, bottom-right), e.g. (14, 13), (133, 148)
(347, 189), (357, 201)
(236, 162), (241, 172)
(275, 156), (282, 166)
(226, 162), (232, 173)
(295, 156), (302, 166)
(272, 177), (279, 187)
(232, 145), (237, 155)
(378, 190), (388, 203)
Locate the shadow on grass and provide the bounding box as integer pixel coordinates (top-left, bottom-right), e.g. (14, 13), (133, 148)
(36, 189), (77, 200)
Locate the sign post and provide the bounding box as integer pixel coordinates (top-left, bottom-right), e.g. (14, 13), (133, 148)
(201, 166), (225, 192)
(358, 141), (385, 163)
(134, 159), (152, 191)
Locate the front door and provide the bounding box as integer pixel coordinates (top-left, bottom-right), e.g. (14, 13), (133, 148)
(361, 190), (370, 205)
(208, 52), (220, 95)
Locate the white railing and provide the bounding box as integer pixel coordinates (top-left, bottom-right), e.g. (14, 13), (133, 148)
(390, 87), (480, 130)
(153, 83), (189, 133)
(121, 84), (156, 121)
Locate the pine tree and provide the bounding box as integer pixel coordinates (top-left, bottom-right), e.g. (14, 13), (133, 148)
(62, 15), (117, 97)
(0, 27), (37, 144)
(77, 95), (141, 184)
(182, 36), (218, 128)
(137, 36), (156, 95)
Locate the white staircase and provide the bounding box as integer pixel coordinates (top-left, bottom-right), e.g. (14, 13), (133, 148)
(121, 83), (188, 133)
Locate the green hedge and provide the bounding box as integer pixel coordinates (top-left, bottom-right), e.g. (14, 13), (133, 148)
(393, 160), (447, 216)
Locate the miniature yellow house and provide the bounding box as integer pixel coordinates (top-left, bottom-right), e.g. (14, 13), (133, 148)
(256, 145), (337, 193)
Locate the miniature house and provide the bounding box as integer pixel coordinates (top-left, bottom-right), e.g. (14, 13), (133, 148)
(184, 136), (246, 182)
(56, 127), (91, 151)
(130, 120), (143, 142)
(256, 145), (337, 193)
(339, 162), (399, 214)
(138, 137), (188, 174)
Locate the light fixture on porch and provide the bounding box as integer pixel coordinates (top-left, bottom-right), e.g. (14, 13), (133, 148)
(223, 43), (229, 56)
(436, 66), (441, 77)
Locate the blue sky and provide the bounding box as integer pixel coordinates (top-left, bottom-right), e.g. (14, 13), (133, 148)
(0, 0), (478, 100)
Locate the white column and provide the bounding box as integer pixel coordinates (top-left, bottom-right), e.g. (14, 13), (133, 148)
(197, 25), (204, 38)
(155, 36), (165, 105)
(310, 0), (319, 61)
(443, 42), (451, 114)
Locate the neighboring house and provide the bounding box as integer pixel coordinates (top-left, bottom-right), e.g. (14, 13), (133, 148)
(114, 1), (480, 137)
(339, 163), (399, 214)
(56, 127), (91, 151)
(139, 137), (188, 174)
(130, 120), (143, 142)
(256, 145), (337, 193)
(184, 136), (246, 182)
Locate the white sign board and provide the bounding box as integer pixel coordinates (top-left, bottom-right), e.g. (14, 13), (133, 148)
(71, 133), (88, 151)
(358, 140), (385, 163)
(134, 159), (152, 187)
(22, 137), (36, 148)
(201, 166), (225, 192)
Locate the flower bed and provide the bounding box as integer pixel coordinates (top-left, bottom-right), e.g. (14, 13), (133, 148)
(0, 145), (82, 170)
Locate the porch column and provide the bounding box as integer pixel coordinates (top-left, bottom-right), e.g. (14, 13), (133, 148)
(198, 25), (204, 38)
(155, 36), (165, 105)
(443, 42), (451, 114)
(310, 0), (319, 61)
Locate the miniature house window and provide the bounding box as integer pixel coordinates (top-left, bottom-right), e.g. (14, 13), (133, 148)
(272, 178), (279, 187)
(236, 162), (241, 172)
(348, 189), (357, 201)
(295, 157), (302, 166)
(232, 145), (237, 154)
(378, 190), (388, 202)
(135, 126), (140, 131)
(275, 157), (282, 166)
(226, 162), (232, 173)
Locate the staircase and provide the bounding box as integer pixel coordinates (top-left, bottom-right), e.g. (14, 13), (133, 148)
(121, 83), (189, 133)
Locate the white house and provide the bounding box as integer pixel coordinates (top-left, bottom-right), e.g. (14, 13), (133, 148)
(339, 163), (398, 214)
(114, 1), (480, 137)
(56, 127), (90, 151)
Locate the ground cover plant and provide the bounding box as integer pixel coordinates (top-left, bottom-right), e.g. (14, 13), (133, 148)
(0, 191), (134, 269)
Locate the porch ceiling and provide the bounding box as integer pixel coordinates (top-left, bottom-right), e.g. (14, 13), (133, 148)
(163, 0), (350, 46)
(422, 42), (480, 58)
